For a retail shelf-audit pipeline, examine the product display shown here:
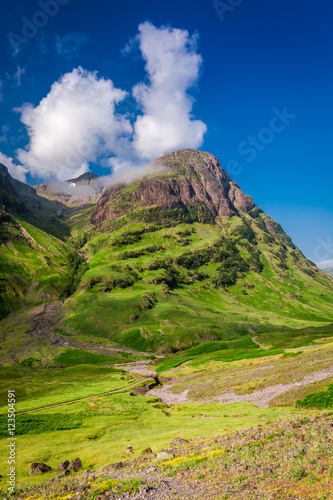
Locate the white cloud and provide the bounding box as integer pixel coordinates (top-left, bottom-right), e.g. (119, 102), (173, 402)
(132, 22), (207, 159)
(16, 23), (207, 182)
(55, 33), (88, 59)
(17, 67), (132, 181)
(99, 160), (167, 188)
(0, 151), (28, 182)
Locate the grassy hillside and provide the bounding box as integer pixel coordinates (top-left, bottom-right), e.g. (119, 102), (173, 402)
(62, 208), (333, 353)
(0, 212), (78, 319)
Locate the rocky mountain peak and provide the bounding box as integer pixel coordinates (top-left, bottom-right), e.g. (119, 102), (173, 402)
(91, 149), (255, 226)
(67, 172), (99, 185)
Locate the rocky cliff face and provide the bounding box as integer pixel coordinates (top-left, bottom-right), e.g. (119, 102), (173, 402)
(91, 149), (255, 226)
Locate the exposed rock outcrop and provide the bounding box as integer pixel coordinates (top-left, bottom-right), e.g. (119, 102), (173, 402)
(91, 149), (255, 226)
(29, 462), (52, 475)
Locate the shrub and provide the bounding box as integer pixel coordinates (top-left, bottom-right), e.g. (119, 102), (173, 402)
(113, 230), (143, 247)
(233, 222), (257, 244)
(61, 252), (89, 297)
(19, 357), (38, 367)
(296, 384), (333, 409)
(119, 245), (163, 260)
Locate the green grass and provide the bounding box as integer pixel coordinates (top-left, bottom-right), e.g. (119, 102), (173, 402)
(0, 366), (133, 413)
(155, 346), (283, 373)
(0, 215), (76, 318)
(53, 348), (134, 366)
(256, 323), (333, 350)
(0, 383), (304, 489)
(61, 215), (333, 355)
(0, 413), (83, 438)
(296, 384), (333, 409)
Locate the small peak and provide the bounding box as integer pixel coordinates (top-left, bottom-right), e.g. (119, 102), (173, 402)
(66, 172), (98, 184)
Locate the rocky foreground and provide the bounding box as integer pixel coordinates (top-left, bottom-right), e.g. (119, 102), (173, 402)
(5, 412), (333, 500)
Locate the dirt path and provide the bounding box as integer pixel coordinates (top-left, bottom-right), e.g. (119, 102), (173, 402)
(145, 364), (333, 408)
(214, 364), (333, 407)
(149, 384), (189, 404)
(251, 336), (269, 350)
(16, 377), (152, 415)
(111, 361), (157, 378)
(118, 360), (192, 380)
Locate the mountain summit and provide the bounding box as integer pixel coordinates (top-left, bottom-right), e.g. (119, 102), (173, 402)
(92, 149), (255, 226)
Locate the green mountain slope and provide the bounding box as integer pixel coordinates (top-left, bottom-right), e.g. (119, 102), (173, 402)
(61, 150), (333, 353)
(1, 150), (333, 356)
(0, 164), (83, 319)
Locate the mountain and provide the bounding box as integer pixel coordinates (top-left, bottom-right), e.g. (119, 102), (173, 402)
(316, 260), (333, 278)
(91, 149), (255, 226)
(1, 149), (333, 360)
(67, 172), (99, 184)
(322, 267), (333, 278)
(35, 171), (102, 206)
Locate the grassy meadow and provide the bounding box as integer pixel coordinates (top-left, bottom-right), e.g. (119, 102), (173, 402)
(0, 364), (306, 490)
(1, 325), (333, 492)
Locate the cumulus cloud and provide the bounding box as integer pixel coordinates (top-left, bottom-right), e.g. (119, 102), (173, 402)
(0, 151), (28, 182)
(17, 67), (132, 181)
(16, 22), (206, 182)
(132, 22), (207, 159)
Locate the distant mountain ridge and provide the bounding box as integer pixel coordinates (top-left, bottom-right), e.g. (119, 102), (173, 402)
(322, 267), (333, 278)
(35, 171), (102, 206)
(67, 171), (99, 185)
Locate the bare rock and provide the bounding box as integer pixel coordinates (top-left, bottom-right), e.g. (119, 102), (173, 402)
(110, 461), (124, 470)
(157, 450), (175, 461)
(171, 437), (189, 446)
(141, 447), (153, 455)
(126, 445), (133, 454)
(91, 149), (255, 227)
(29, 462), (52, 475)
(57, 460), (70, 473)
(130, 386), (148, 396)
(68, 458), (82, 471)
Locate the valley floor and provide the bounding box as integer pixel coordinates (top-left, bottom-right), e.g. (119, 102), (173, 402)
(1, 306), (333, 499)
(7, 411), (333, 499)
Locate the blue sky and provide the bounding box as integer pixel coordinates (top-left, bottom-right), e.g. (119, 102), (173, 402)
(0, 0), (332, 262)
